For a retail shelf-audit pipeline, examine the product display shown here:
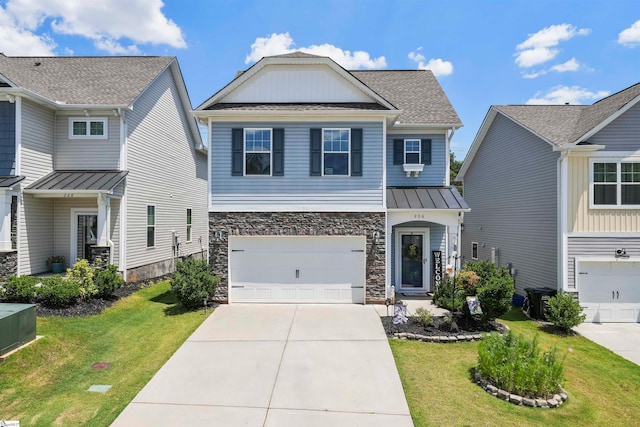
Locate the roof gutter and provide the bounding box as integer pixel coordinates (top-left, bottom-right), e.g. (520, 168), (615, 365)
(0, 87), (131, 111)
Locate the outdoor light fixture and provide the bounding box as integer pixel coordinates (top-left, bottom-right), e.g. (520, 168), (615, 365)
(372, 231), (380, 244)
(214, 230), (223, 241)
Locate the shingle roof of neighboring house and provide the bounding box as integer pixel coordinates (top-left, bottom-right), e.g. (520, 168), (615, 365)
(352, 70), (462, 126)
(0, 54), (173, 106)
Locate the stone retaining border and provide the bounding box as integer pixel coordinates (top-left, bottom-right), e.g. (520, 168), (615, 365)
(473, 371), (568, 408)
(391, 332), (486, 342)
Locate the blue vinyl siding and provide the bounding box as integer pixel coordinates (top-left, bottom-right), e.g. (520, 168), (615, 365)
(387, 134), (446, 186)
(391, 222), (446, 290)
(589, 102), (640, 151)
(210, 121), (384, 207)
(0, 101), (16, 175)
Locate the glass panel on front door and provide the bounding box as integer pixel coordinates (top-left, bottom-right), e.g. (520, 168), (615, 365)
(401, 234), (423, 288)
(77, 215), (98, 260)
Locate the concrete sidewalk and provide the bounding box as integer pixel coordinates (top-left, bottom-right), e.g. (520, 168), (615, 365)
(574, 322), (640, 366)
(112, 304), (413, 426)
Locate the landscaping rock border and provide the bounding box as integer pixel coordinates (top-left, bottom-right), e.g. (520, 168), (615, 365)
(391, 332), (487, 342)
(473, 371), (568, 408)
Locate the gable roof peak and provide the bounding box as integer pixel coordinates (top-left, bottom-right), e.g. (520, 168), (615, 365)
(267, 51), (326, 59)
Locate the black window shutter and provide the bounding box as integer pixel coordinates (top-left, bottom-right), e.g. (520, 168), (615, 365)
(421, 139), (432, 165)
(273, 128), (284, 176)
(351, 128), (363, 176)
(310, 128), (322, 176)
(393, 139), (404, 165)
(232, 128), (244, 176)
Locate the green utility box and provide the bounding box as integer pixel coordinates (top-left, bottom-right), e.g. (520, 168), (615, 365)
(0, 303), (36, 356)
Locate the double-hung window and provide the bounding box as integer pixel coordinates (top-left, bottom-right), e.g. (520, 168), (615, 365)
(323, 128), (350, 175)
(471, 242), (478, 260)
(69, 117), (107, 139)
(186, 209), (192, 242)
(592, 160), (640, 207)
(147, 205), (155, 248)
(404, 139), (421, 164)
(244, 129), (272, 175)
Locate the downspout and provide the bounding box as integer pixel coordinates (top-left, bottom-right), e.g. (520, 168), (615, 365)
(118, 107), (127, 280)
(557, 148), (570, 293)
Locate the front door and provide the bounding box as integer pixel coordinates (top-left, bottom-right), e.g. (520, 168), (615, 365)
(396, 229), (429, 292)
(71, 210), (98, 263)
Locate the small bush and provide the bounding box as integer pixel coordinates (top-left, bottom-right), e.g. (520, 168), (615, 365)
(465, 260), (510, 286)
(477, 331), (565, 398)
(94, 264), (124, 298)
(170, 259), (219, 309)
(477, 275), (515, 322)
(38, 276), (81, 307)
(545, 292), (587, 334)
(0, 275), (38, 303)
(432, 277), (465, 312)
(66, 259), (96, 299)
(413, 307), (433, 327)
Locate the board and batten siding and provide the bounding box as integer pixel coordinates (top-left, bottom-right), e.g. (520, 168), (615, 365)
(461, 113), (559, 295)
(19, 98), (55, 275)
(567, 237), (640, 289)
(386, 133), (446, 187)
(587, 101), (640, 151)
(52, 198), (120, 267)
(568, 156), (640, 232)
(391, 222), (446, 290)
(210, 122), (384, 208)
(54, 113), (120, 170)
(126, 66), (208, 271)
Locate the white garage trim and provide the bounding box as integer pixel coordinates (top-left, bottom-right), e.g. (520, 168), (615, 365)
(576, 257), (640, 323)
(228, 236), (366, 304)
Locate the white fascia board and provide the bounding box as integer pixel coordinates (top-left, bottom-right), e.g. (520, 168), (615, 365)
(194, 110), (400, 123)
(0, 72), (16, 87)
(389, 124), (462, 133)
(572, 93), (640, 144)
(26, 190), (121, 198)
(195, 56), (397, 111)
(208, 205), (387, 213)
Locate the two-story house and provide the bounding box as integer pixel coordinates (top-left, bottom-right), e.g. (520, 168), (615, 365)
(458, 82), (640, 322)
(194, 52), (467, 304)
(0, 54), (207, 281)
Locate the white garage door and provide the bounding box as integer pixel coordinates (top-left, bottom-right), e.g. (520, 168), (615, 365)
(229, 236), (366, 303)
(578, 261), (640, 322)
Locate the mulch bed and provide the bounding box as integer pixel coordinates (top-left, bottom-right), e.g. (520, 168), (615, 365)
(381, 314), (507, 337)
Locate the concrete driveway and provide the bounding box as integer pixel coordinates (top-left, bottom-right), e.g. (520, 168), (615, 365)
(112, 304), (412, 426)
(574, 323), (640, 366)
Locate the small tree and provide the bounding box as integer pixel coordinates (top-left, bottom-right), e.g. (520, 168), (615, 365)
(545, 292), (586, 334)
(170, 259), (219, 309)
(477, 275), (514, 322)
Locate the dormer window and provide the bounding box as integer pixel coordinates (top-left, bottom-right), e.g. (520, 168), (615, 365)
(69, 117), (107, 139)
(405, 139), (421, 164)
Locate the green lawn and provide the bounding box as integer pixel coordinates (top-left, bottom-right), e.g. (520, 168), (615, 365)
(390, 309), (640, 427)
(0, 281), (209, 426)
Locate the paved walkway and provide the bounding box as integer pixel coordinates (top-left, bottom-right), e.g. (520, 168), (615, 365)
(574, 322), (640, 366)
(112, 304), (413, 426)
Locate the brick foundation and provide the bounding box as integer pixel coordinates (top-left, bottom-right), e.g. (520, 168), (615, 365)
(209, 212), (386, 304)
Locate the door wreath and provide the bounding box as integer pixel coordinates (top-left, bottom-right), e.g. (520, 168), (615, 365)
(403, 242), (421, 260)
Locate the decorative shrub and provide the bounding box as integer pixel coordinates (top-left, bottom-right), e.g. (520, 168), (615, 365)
(464, 260), (511, 286)
(477, 275), (515, 321)
(432, 277), (465, 312)
(94, 264), (125, 298)
(38, 275), (81, 307)
(170, 259), (219, 309)
(66, 259), (96, 299)
(477, 331), (565, 398)
(413, 307), (434, 327)
(0, 275), (38, 303)
(545, 292), (587, 334)
(455, 270), (481, 295)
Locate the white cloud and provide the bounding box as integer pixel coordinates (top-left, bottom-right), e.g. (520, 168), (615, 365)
(244, 32), (387, 70)
(408, 47), (453, 76)
(523, 70), (547, 79)
(526, 85), (609, 105)
(618, 20), (640, 46)
(0, 7), (56, 55)
(3, 0), (185, 55)
(515, 24), (590, 68)
(551, 57), (580, 72)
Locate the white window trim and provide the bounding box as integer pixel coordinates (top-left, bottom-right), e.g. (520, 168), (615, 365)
(243, 128), (272, 176)
(471, 242), (478, 260)
(186, 208), (192, 243)
(322, 128), (350, 177)
(404, 138), (421, 164)
(69, 117), (108, 139)
(146, 204), (156, 248)
(589, 157), (640, 209)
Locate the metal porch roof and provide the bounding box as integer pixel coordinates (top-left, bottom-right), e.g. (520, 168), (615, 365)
(0, 176), (25, 188)
(387, 187), (469, 210)
(26, 170), (128, 192)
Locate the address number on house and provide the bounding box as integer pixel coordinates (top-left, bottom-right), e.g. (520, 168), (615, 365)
(63, 193), (74, 198)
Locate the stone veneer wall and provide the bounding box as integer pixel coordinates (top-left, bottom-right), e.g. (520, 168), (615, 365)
(209, 212), (386, 304)
(89, 246), (111, 265)
(0, 251), (18, 281)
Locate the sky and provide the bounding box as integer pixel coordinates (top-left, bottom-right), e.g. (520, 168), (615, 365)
(0, 0), (639, 159)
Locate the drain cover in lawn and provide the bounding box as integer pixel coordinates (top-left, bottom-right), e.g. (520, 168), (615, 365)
(88, 385), (112, 393)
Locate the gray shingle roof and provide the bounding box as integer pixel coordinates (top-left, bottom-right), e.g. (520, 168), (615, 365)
(0, 54), (173, 105)
(352, 70), (462, 126)
(205, 102), (388, 111)
(26, 170), (128, 192)
(387, 187), (468, 210)
(493, 82), (640, 146)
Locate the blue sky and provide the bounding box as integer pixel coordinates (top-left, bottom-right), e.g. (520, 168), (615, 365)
(1, 0), (639, 158)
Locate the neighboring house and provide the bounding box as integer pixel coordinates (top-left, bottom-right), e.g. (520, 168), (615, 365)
(458, 82), (640, 323)
(193, 52), (467, 304)
(0, 54), (207, 281)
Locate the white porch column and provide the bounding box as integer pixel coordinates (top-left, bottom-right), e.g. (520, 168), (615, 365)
(0, 192), (12, 251)
(97, 193), (110, 247)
